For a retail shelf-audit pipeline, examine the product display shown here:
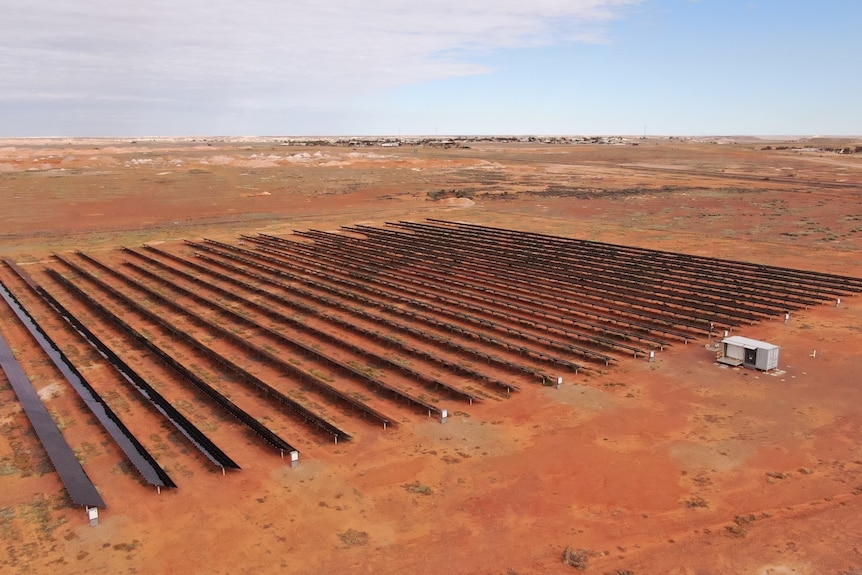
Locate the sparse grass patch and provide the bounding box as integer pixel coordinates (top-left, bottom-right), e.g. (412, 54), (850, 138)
(0, 506), (17, 538)
(112, 539), (140, 552)
(349, 391), (372, 402)
(404, 481), (433, 495)
(19, 494), (67, 541)
(73, 442), (100, 464)
(337, 529), (368, 547)
(309, 369), (335, 382)
(346, 360), (383, 379)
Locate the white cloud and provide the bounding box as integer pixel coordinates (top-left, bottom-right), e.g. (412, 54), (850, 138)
(1, 0), (642, 107)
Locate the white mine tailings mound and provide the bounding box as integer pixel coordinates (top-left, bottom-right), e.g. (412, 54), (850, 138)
(439, 197), (475, 207)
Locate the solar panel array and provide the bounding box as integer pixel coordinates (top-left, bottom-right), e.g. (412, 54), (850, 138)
(1, 219), (860, 508)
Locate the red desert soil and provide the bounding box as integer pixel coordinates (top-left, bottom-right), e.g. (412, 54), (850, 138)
(1, 137), (861, 574)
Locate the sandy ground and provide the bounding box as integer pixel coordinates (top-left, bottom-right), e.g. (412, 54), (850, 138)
(1, 137), (862, 574)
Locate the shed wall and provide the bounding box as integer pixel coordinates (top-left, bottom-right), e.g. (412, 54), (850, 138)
(755, 347), (780, 371)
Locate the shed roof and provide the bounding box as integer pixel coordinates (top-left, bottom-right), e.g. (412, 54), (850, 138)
(722, 335), (778, 350)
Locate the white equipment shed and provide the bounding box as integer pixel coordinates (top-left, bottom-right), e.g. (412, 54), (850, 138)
(718, 336), (780, 371)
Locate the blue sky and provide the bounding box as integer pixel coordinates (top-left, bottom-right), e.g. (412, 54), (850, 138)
(1, 0), (859, 137)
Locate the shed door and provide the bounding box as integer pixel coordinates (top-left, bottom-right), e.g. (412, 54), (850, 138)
(725, 344), (745, 361)
(744, 348), (757, 365)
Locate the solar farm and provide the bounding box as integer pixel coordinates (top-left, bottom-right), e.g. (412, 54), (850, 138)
(3, 219), (861, 510)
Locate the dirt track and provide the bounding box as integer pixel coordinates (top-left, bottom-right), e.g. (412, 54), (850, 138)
(1, 137), (862, 574)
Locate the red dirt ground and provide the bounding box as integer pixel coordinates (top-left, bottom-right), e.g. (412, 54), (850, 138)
(1, 137), (861, 574)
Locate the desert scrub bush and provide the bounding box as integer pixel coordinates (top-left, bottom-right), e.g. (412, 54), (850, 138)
(562, 546), (599, 570)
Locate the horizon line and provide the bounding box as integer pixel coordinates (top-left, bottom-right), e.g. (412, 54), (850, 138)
(2, 134), (861, 142)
